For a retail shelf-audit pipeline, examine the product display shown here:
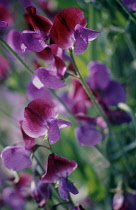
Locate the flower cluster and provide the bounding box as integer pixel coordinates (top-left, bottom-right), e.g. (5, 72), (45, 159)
(0, 0), (134, 209)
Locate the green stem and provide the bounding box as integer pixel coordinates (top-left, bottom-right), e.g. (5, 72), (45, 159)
(69, 49), (109, 126)
(125, 33), (136, 59)
(0, 37), (33, 74)
(88, 3), (97, 61)
(116, 0), (136, 22)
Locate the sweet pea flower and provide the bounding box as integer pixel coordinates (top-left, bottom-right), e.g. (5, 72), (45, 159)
(50, 8), (100, 56)
(7, 6), (53, 53)
(0, 20), (8, 28)
(113, 192), (136, 210)
(121, 0), (136, 11)
(21, 6), (53, 52)
(75, 115), (103, 147)
(31, 67), (66, 90)
(3, 187), (25, 210)
(26, 81), (53, 100)
(1, 121), (36, 171)
(87, 61), (131, 125)
(42, 153), (78, 200)
(31, 180), (51, 207)
(22, 98), (72, 144)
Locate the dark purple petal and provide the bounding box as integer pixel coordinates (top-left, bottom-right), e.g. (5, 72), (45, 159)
(32, 67), (66, 89)
(50, 8), (87, 49)
(60, 177), (78, 195)
(42, 153), (78, 183)
(1, 146), (32, 171)
(74, 24), (100, 56)
(25, 6), (53, 35)
(88, 61), (110, 90)
(0, 20), (8, 28)
(73, 205), (85, 210)
(121, 0), (136, 11)
(47, 118), (60, 145)
(75, 124), (102, 146)
(58, 184), (69, 200)
(58, 177), (78, 200)
(21, 30), (47, 52)
(26, 81), (53, 100)
(32, 180), (51, 207)
(103, 80), (126, 106)
(56, 118), (72, 129)
(107, 110), (131, 125)
(19, 120), (36, 150)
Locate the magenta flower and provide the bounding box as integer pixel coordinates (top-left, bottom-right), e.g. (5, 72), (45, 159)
(50, 8), (100, 55)
(22, 98), (72, 144)
(42, 153), (78, 200)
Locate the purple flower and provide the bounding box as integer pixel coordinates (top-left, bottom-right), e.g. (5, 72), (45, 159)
(0, 121), (36, 171)
(73, 205), (85, 210)
(103, 80), (126, 106)
(42, 153), (78, 200)
(88, 61), (110, 90)
(75, 115), (103, 147)
(7, 30), (30, 53)
(31, 180), (51, 207)
(21, 30), (47, 52)
(36, 44), (67, 79)
(0, 20), (8, 28)
(121, 0), (136, 11)
(3, 187), (25, 210)
(31, 67), (66, 90)
(113, 192), (136, 210)
(61, 79), (91, 115)
(26, 81), (53, 100)
(22, 98), (72, 144)
(50, 8), (100, 55)
(1, 146), (32, 171)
